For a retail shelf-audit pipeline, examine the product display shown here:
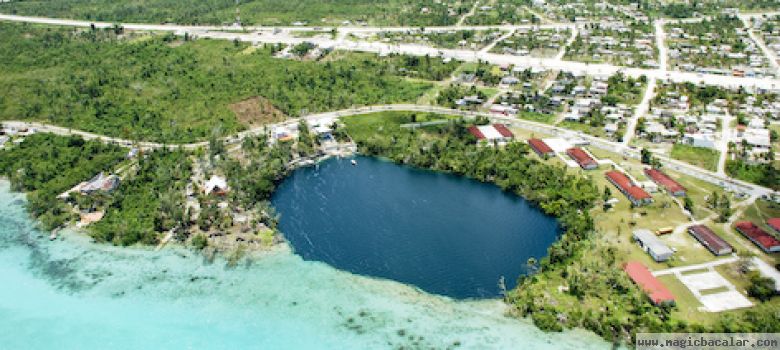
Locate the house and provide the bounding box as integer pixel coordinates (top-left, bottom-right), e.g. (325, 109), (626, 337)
(644, 168), (686, 196)
(468, 124), (514, 143)
(769, 218), (780, 234)
(633, 229), (674, 262)
(489, 105), (518, 116)
(80, 173), (120, 195)
(734, 221), (780, 253)
(606, 170), (652, 206)
(623, 261), (675, 306)
(204, 175), (229, 196)
(687, 225), (733, 256)
(566, 147), (598, 170)
(683, 133), (717, 149)
(528, 138), (555, 157)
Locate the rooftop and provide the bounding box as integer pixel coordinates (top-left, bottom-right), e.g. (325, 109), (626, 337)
(623, 261), (675, 305)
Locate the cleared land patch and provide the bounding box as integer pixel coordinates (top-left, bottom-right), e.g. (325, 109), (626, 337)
(229, 96), (288, 128)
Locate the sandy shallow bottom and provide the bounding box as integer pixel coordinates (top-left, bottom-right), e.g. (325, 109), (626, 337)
(0, 181), (612, 349)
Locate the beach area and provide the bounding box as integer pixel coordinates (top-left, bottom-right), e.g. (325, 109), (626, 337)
(0, 180), (614, 349)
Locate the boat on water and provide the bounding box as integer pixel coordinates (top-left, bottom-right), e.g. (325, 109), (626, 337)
(351, 159), (357, 166)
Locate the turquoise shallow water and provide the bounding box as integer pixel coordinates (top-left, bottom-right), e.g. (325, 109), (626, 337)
(0, 180), (612, 349)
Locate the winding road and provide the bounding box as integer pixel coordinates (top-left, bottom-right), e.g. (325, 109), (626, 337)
(4, 104), (777, 199)
(0, 12), (777, 199)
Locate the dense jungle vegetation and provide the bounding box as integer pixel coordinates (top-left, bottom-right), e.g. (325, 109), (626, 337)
(0, 23), (442, 143)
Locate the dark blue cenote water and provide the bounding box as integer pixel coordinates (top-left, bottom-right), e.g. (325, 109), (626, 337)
(272, 156), (561, 299)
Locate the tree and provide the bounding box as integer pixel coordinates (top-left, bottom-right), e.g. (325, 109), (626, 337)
(641, 148), (653, 164)
(683, 196), (694, 215)
(747, 273), (777, 302)
(191, 234), (208, 250)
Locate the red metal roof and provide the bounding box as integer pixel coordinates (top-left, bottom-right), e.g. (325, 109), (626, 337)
(606, 170), (651, 201)
(768, 218), (780, 233)
(493, 124), (514, 138)
(688, 225), (732, 254)
(528, 138), (553, 154)
(566, 147), (597, 167)
(627, 186), (652, 200)
(623, 261), (675, 305)
(734, 221), (780, 252)
(606, 170), (633, 190)
(467, 126), (485, 140)
(644, 168), (686, 194)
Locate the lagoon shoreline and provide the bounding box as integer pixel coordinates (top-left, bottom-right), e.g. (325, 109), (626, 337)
(0, 179), (615, 349)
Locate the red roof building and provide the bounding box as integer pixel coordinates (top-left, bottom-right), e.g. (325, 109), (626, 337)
(493, 124), (514, 138)
(528, 138), (555, 157)
(566, 147), (598, 170)
(768, 218), (780, 234)
(734, 221), (780, 253)
(606, 170), (652, 206)
(644, 168), (686, 197)
(688, 225), (733, 256)
(623, 261), (675, 306)
(468, 124), (514, 143)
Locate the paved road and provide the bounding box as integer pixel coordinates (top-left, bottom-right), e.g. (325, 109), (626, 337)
(5, 104), (777, 198)
(717, 113), (734, 176)
(739, 14), (780, 76)
(655, 19), (668, 72)
(622, 77), (656, 148)
(4, 13), (780, 90)
(652, 255), (740, 277)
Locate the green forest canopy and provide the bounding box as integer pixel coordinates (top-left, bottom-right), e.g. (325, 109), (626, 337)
(0, 0), (474, 26)
(0, 22), (439, 143)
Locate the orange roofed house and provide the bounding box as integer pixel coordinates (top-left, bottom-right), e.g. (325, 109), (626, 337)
(605, 170), (652, 206)
(644, 168), (686, 197)
(734, 221), (780, 253)
(468, 124), (514, 145)
(566, 147), (598, 170)
(623, 261), (675, 306)
(527, 138), (555, 157)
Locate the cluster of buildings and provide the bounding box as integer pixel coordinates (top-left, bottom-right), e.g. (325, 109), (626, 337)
(667, 18), (773, 77)
(0, 125), (36, 148)
(377, 29), (502, 50)
(491, 27), (570, 57)
(641, 89), (725, 148)
(569, 21), (658, 68)
(468, 124), (515, 145)
(552, 73), (634, 137)
(751, 15), (780, 72)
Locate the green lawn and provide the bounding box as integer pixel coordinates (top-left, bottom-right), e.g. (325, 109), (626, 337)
(670, 144), (719, 172)
(342, 111), (459, 141)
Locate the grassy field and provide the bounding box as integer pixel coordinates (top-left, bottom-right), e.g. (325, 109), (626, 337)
(0, 23), (436, 143)
(670, 144), (720, 172)
(341, 110), (460, 140)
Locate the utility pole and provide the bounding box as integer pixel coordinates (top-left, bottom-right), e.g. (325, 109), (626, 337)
(235, 0), (241, 27)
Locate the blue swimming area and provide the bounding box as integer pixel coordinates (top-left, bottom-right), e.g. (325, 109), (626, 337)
(272, 156), (561, 299)
(0, 179), (615, 349)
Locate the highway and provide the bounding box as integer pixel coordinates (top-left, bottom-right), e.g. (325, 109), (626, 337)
(0, 13), (777, 198)
(3, 13), (780, 90)
(4, 104), (777, 199)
